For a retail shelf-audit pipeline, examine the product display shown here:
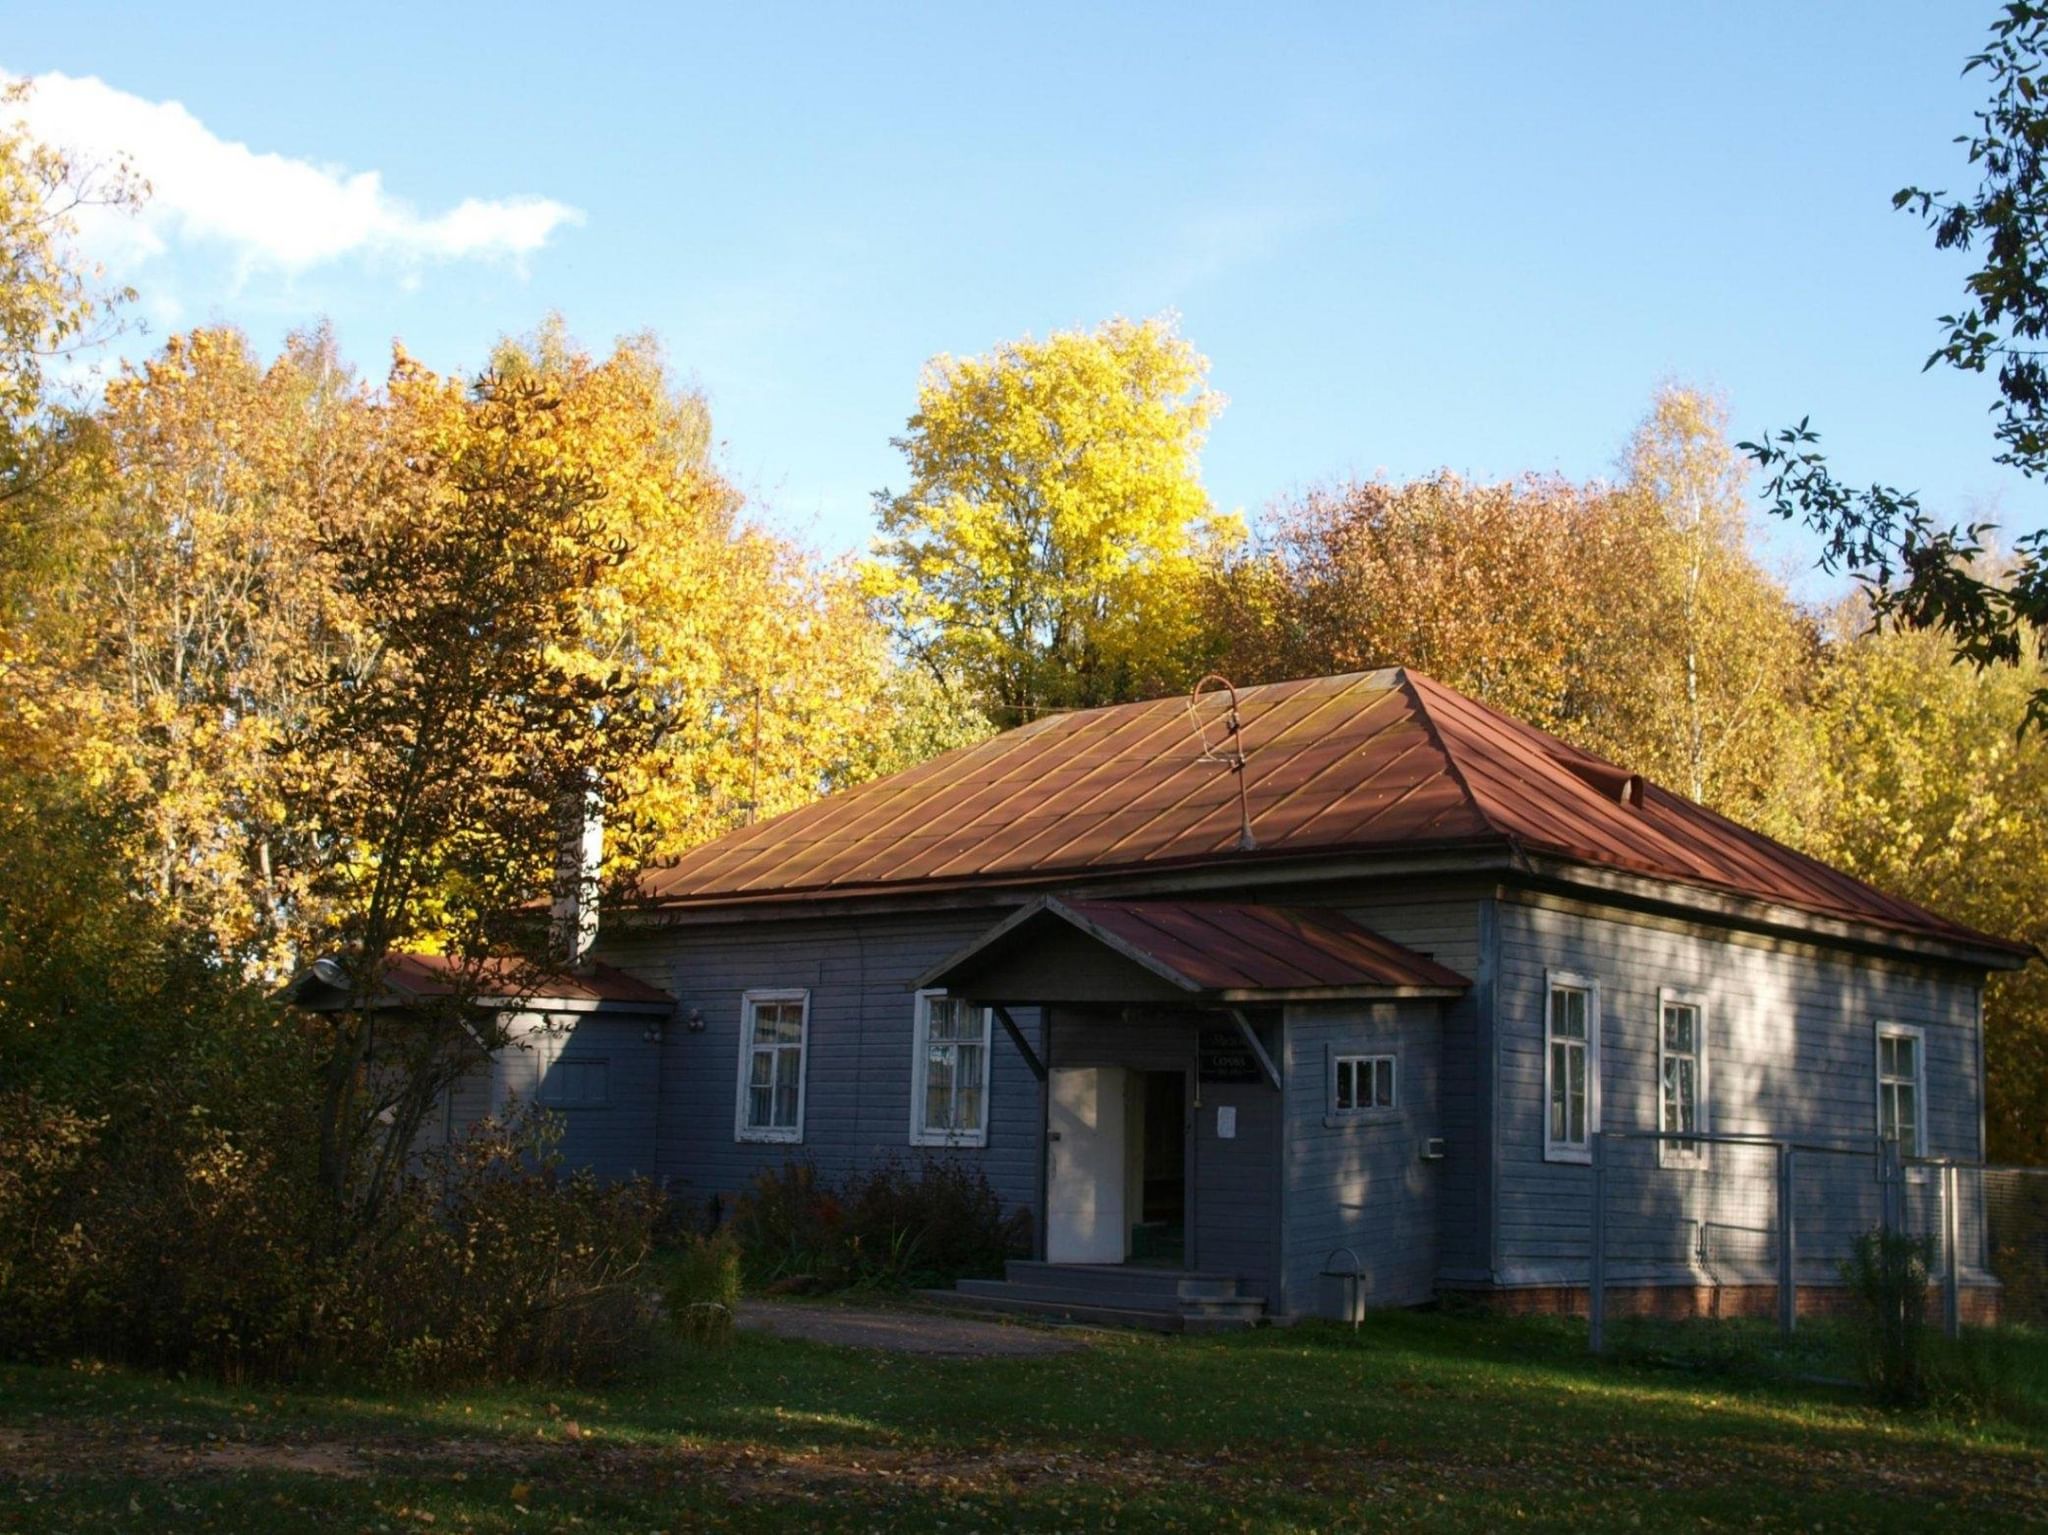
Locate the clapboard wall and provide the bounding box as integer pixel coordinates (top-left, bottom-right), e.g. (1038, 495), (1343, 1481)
(1280, 997), (1445, 1317)
(597, 908), (1047, 1220)
(1490, 893), (1986, 1286)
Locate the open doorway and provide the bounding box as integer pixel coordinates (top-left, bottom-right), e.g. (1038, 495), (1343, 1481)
(1129, 1069), (1187, 1268)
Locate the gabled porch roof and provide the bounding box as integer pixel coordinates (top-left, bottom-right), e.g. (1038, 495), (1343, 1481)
(914, 897), (1470, 1006)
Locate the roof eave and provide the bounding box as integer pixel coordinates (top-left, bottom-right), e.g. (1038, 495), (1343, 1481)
(1518, 855), (2034, 971)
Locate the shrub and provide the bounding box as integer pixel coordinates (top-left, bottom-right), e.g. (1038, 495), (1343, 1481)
(732, 1156), (1028, 1291)
(345, 1113), (666, 1385)
(1841, 1228), (1936, 1406)
(664, 1231), (744, 1347)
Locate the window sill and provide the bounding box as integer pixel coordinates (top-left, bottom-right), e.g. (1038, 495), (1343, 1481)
(1544, 1146), (1593, 1165)
(1323, 1111), (1401, 1129)
(910, 1131), (989, 1150)
(736, 1128), (803, 1145)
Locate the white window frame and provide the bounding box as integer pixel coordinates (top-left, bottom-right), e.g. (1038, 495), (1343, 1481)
(734, 988), (810, 1144)
(1875, 1021), (1928, 1160)
(1543, 970), (1601, 1164)
(909, 989), (993, 1148)
(1328, 1049), (1399, 1122)
(1656, 987), (1709, 1169)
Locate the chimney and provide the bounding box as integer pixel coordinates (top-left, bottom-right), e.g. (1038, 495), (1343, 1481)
(550, 772), (603, 967)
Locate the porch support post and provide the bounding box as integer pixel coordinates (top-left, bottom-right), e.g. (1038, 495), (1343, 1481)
(1226, 1008), (1282, 1092)
(993, 1005), (1047, 1082)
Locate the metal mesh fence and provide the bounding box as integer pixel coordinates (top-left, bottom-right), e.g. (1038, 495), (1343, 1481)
(1588, 1132), (2048, 1349)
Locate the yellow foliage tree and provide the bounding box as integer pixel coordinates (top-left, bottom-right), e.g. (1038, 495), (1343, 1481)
(1790, 615), (2048, 1163)
(492, 321), (987, 866)
(1617, 385), (1811, 823)
(867, 315), (1240, 721)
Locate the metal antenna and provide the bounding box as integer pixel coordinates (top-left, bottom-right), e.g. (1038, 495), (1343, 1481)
(1188, 674), (1257, 852)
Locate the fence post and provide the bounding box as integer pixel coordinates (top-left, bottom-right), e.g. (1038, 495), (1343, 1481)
(1943, 1162), (1962, 1340)
(1777, 1142), (1797, 1337)
(1589, 1132), (1607, 1355)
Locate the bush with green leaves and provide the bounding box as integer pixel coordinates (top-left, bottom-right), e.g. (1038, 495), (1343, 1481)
(1842, 1227), (1937, 1406)
(732, 1156), (1029, 1291)
(664, 1231), (744, 1346)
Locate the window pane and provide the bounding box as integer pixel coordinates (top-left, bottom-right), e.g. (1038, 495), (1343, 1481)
(1336, 1059), (1356, 1110)
(925, 1045), (955, 1129)
(749, 1049), (773, 1088)
(1567, 1047), (1587, 1143)
(955, 1044), (985, 1132)
(1553, 989), (1587, 1041)
(1894, 1036), (1915, 1076)
(1373, 1058), (1395, 1108)
(1549, 1045), (1566, 1138)
(749, 1083), (772, 1127)
(1898, 1085), (1917, 1156)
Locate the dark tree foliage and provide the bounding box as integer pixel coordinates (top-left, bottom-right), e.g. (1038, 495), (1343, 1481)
(1744, 2), (2048, 727)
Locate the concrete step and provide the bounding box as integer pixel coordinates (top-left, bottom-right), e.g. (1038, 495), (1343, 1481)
(1002, 1261), (1248, 1303)
(915, 1289), (1186, 1333)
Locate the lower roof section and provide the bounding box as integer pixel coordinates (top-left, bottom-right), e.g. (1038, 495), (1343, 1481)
(915, 897), (1472, 1006)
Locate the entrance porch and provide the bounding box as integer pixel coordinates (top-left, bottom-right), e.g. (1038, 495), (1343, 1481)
(914, 896), (1469, 1328)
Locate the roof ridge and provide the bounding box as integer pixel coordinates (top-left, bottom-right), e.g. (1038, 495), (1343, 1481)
(1396, 668), (1508, 842)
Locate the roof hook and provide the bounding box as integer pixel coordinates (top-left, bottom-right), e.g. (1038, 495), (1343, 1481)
(1189, 674), (1257, 852)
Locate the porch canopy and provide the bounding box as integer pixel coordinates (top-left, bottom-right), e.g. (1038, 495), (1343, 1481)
(914, 897), (1470, 1008)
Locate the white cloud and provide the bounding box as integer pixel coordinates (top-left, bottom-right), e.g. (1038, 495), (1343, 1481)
(6, 70), (582, 275)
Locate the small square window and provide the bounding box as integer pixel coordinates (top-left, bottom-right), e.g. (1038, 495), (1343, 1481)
(1332, 1052), (1397, 1118)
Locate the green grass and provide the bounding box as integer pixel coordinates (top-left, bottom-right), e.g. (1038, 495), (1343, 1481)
(3, 1309), (2045, 1532)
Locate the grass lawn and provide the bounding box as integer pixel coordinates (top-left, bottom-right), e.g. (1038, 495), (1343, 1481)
(2, 1307), (2044, 1532)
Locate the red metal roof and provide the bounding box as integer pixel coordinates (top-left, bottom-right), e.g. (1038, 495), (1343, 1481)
(1052, 900), (1470, 996)
(632, 667), (2022, 957)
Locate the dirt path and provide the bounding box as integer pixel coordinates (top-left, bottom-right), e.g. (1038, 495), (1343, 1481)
(735, 1299), (1090, 1356)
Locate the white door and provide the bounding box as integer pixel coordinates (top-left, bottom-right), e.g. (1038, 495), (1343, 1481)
(1047, 1066), (1127, 1264)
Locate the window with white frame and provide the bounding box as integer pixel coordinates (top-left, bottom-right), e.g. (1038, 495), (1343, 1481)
(911, 991), (992, 1146)
(1876, 1023), (1926, 1158)
(1658, 989), (1707, 1166)
(1545, 973), (1599, 1162)
(1332, 1052), (1397, 1116)
(735, 990), (809, 1142)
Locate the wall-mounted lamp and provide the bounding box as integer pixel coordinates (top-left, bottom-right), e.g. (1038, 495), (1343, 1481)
(683, 1007), (706, 1034)
(642, 1020), (666, 1045)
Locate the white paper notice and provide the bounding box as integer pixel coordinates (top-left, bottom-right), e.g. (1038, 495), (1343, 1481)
(1217, 1105), (1237, 1139)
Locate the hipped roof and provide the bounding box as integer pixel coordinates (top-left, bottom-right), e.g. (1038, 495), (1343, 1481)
(632, 667), (2027, 962)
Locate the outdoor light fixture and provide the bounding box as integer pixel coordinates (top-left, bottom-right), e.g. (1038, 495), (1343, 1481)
(684, 1007), (706, 1034)
(311, 955), (348, 988)
(642, 1020), (665, 1045)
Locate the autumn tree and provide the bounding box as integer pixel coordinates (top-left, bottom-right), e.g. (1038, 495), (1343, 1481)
(1618, 385), (1811, 820)
(494, 321), (987, 864)
(1206, 470), (1660, 742)
(1792, 612), (2048, 1162)
(868, 315), (1239, 721)
(283, 353), (658, 1220)
(0, 80), (142, 779)
(47, 328), (375, 973)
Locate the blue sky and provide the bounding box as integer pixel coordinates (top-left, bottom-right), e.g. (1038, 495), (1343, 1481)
(8, 2), (2041, 598)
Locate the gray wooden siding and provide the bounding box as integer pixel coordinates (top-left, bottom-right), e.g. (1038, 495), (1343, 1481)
(426, 1009), (662, 1183)
(595, 912), (1046, 1220)
(1318, 890), (1490, 1282)
(1492, 897), (1986, 1286)
(1280, 999), (1444, 1317)
(492, 1013), (663, 1181)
